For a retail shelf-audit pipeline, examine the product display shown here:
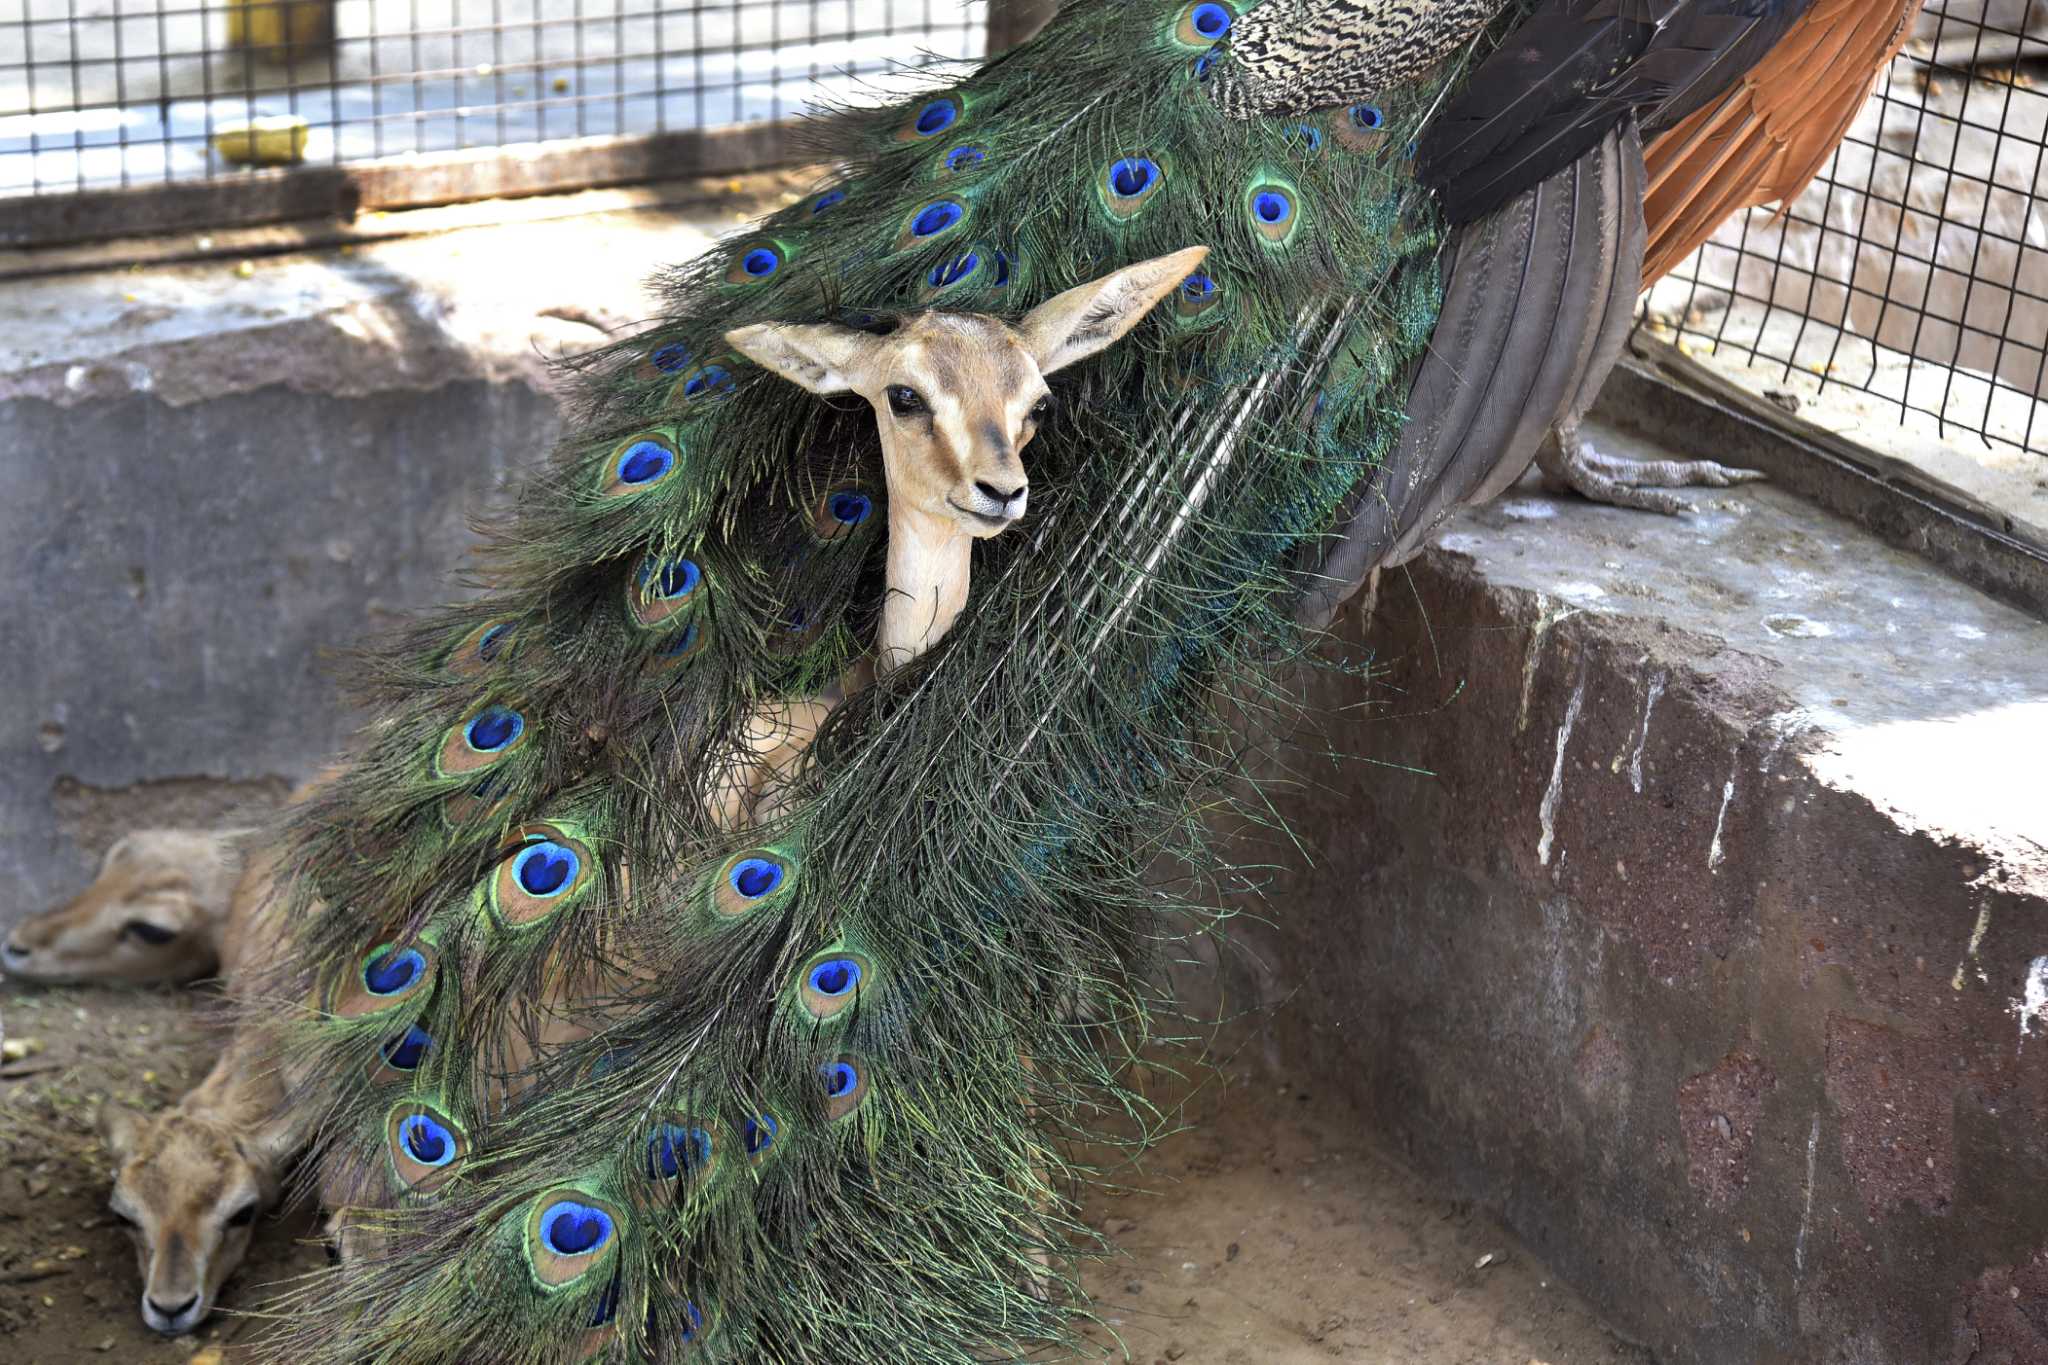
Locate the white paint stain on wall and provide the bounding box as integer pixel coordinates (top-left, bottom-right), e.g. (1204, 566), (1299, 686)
(2012, 956), (2048, 1048)
(1708, 754), (1738, 872)
(1538, 672), (1587, 868)
(1795, 1110), (1820, 1279)
(1952, 904), (1993, 992)
(1629, 671), (1666, 795)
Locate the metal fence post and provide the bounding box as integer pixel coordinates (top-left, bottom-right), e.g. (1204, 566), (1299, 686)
(986, 0), (1058, 50)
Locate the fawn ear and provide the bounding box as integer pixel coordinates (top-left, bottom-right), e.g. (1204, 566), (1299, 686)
(1018, 246), (1210, 376)
(726, 323), (878, 395)
(98, 1102), (146, 1162)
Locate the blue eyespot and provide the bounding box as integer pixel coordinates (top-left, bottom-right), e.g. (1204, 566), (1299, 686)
(382, 1025), (433, 1071)
(829, 491), (873, 526)
(914, 100), (957, 135)
(540, 1201), (614, 1257)
(657, 623), (700, 658)
(465, 706), (523, 753)
(928, 251), (980, 288)
(729, 858), (783, 899)
(991, 250), (1013, 287)
(649, 342), (692, 373)
(616, 440), (675, 485)
(911, 201), (964, 237)
(743, 1114), (778, 1156)
(398, 1113), (456, 1167)
(822, 1061), (859, 1098)
(1253, 190), (1292, 225)
(807, 957), (861, 997)
(1192, 49), (1219, 79)
(1289, 123), (1324, 152)
(640, 557), (700, 600)
(645, 1124), (714, 1181)
(1191, 2), (1231, 38)
(811, 188), (846, 214)
(1349, 104), (1384, 131)
(741, 247), (780, 278)
(476, 623), (511, 662)
(682, 365), (734, 400)
(590, 1275), (621, 1326)
(363, 947), (425, 997)
(1182, 272), (1218, 300)
(1109, 157), (1160, 198)
(944, 144), (985, 172)
(513, 841), (579, 898)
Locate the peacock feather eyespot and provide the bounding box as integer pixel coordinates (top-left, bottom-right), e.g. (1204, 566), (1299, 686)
(643, 1123), (716, 1184)
(363, 946), (426, 997)
(435, 703), (529, 777)
(525, 1191), (624, 1289)
(597, 430), (684, 498)
(1329, 103), (1389, 153)
(1173, 0), (1234, 47)
(1175, 270), (1225, 321)
(633, 340), (694, 382)
(742, 1113), (780, 1163)
(444, 618), (517, 676)
(1098, 154), (1169, 222)
(811, 482), (876, 541)
(820, 1056), (868, 1120)
(723, 239), (788, 286)
(488, 824), (594, 928)
(386, 1103), (468, 1191)
(711, 849), (792, 917)
(332, 937), (440, 1018)
(442, 771), (511, 827)
(809, 186), (847, 214)
(671, 363), (737, 406)
(896, 94), (964, 142)
(649, 620), (709, 669)
(1247, 181), (1302, 246)
(1191, 48), (1220, 80)
(380, 1025), (434, 1073)
(929, 250), (980, 289)
(798, 951), (871, 1022)
(896, 198), (967, 249)
(627, 554), (703, 628)
(942, 144), (985, 174)
(1286, 123), (1325, 155)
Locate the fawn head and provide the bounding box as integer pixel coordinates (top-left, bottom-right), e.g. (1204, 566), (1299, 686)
(100, 1099), (294, 1335)
(4, 830), (240, 985)
(727, 246), (1209, 539)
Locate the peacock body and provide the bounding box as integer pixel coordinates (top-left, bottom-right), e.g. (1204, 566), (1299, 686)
(247, 0), (1821, 1360)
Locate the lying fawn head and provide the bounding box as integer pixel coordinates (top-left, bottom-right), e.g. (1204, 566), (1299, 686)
(727, 246), (1209, 540)
(100, 1099), (295, 1335)
(4, 830), (242, 985)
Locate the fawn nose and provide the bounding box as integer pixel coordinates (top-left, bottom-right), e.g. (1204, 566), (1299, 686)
(973, 481), (1025, 508)
(146, 1293), (200, 1324)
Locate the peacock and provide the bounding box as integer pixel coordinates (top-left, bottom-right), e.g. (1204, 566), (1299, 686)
(244, 1), (1852, 1360)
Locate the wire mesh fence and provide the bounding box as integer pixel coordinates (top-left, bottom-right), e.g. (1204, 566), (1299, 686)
(0, 0), (988, 199)
(1647, 0), (2048, 465)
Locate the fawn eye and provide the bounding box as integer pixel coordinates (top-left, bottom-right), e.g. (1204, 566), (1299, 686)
(110, 1207), (139, 1229)
(225, 1202), (258, 1229)
(122, 921), (178, 946)
(1028, 394), (1053, 424)
(886, 385), (926, 416)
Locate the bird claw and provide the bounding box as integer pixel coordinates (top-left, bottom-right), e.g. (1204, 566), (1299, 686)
(1536, 429), (1764, 516)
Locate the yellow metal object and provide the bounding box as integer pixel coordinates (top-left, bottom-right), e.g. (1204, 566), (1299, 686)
(212, 115), (311, 166)
(224, 0), (335, 56)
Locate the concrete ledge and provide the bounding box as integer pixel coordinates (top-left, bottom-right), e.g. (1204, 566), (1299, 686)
(1244, 419), (2048, 1363)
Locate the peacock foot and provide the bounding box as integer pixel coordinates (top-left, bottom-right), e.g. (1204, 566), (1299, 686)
(1536, 424), (1765, 515)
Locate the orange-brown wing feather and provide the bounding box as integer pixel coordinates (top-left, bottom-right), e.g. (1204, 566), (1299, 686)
(1640, 0), (1926, 284)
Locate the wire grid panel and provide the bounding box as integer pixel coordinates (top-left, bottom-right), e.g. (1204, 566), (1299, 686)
(1648, 0), (2048, 458)
(0, 0), (988, 197)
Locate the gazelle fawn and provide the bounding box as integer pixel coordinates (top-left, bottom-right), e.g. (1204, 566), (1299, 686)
(4, 829), (246, 985)
(714, 245), (1209, 824)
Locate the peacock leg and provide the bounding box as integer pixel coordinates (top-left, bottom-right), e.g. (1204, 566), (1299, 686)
(1535, 416), (1764, 515)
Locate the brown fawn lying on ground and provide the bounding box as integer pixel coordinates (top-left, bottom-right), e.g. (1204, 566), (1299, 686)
(4, 829), (247, 986)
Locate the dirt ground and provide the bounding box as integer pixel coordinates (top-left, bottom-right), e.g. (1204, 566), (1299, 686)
(0, 977), (1651, 1365)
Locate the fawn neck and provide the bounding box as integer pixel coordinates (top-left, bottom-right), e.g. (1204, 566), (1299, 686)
(878, 500), (976, 676)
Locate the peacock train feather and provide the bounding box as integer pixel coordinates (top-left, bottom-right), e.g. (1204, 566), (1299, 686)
(240, 1), (1633, 1360)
